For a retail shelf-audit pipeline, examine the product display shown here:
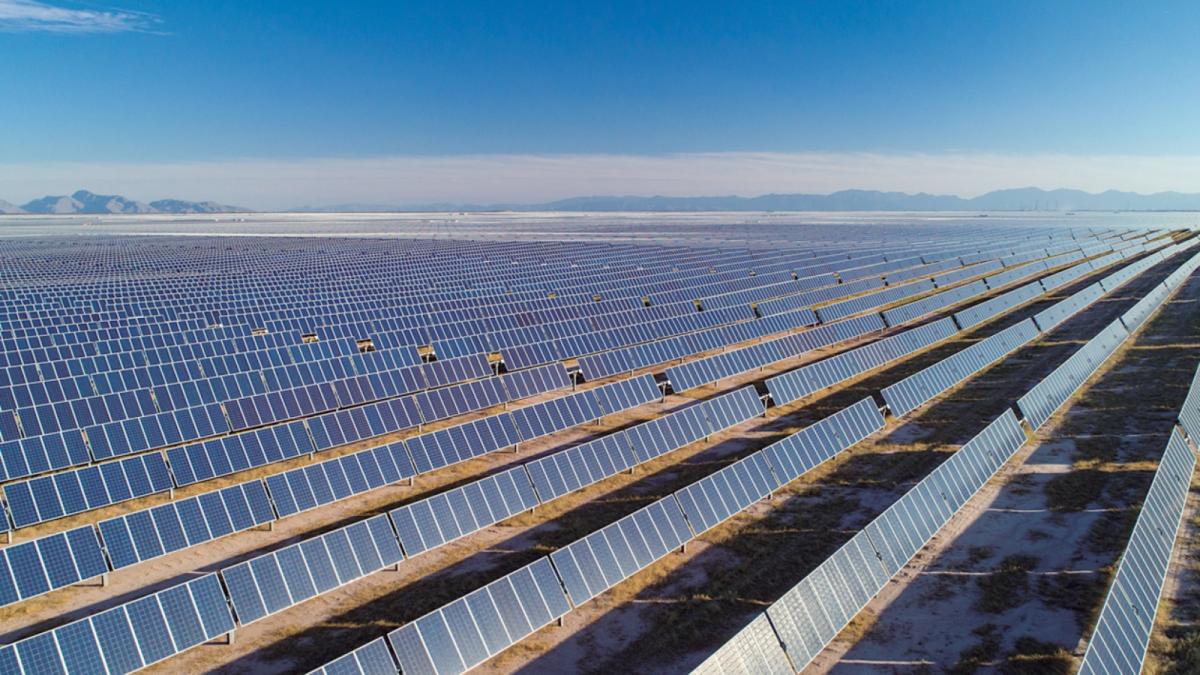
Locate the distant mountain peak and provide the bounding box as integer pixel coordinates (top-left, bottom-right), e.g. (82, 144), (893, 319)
(11, 190), (248, 215)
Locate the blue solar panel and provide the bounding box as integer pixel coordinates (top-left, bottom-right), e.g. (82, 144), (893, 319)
(99, 479), (275, 569)
(4, 452), (173, 528)
(2, 574), (234, 674)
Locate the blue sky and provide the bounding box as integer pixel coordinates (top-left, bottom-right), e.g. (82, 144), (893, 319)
(2, 1), (1199, 207)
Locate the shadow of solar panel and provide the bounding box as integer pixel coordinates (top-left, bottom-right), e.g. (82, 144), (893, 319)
(387, 558), (570, 675)
(1079, 429), (1196, 675)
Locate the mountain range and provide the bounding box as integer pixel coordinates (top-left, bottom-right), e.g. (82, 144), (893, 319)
(295, 187), (1200, 212)
(1, 190), (247, 214)
(5, 187), (1200, 215)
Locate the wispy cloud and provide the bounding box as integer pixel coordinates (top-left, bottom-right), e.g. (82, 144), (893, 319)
(4, 152), (1200, 210)
(0, 0), (159, 33)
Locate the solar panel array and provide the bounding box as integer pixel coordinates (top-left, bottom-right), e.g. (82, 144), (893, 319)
(691, 242), (1200, 675)
(1, 225), (1192, 675)
(1077, 428), (1196, 675)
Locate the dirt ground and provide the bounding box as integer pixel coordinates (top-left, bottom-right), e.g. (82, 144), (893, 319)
(0, 241), (1181, 674)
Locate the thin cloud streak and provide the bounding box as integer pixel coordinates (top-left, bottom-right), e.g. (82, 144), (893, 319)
(4, 152), (1200, 210)
(0, 0), (158, 33)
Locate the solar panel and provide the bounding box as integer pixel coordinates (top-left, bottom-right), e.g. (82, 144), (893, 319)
(761, 397), (884, 484)
(4, 452), (173, 529)
(387, 557), (571, 675)
(881, 279), (987, 327)
(815, 280), (934, 324)
(1031, 282), (1104, 333)
(265, 441), (414, 518)
(0, 526), (107, 609)
(674, 452), (781, 535)
(691, 613), (792, 675)
(1120, 280), (1170, 332)
(525, 432), (638, 502)
(0, 573), (234, 674)
(881, 319), (1038, 418)
(1078, 428), (1195, 675)
(99, 479), (275, 570)
(310, 637), (399, 675)
(758, 410), (1026, 671)
(953, 280), (1043, 330)
(549, 495), (692, 608)
(222, 514), (403, 626)
(1016, 319), (1130, 430)
(766, 319), (956, 407)
(388, 465), (538, 557)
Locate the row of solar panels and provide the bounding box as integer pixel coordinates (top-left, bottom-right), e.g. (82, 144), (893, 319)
(691, 246), (1200, 673)
(1077, 427), (1195, 675)
(0, 384), (770, 674)
(664, 254), (1058, 394)
(312, 395), (885, 675)
(1, 349), (491, 444)
(0, 369), (648, 533)
(0, 229), (1099, 398)
(0, 357), (557, 488)
(0, 374), (665, 608)
(0, 229), (1142, 446)
(776, 239), (1196, 419)
(0, 230), (1142, 355)
(0, 227), (1095, 308)
(0, 230), (1166, 667)
(221, 386), (763, 629)
(0, 244), (933, 362)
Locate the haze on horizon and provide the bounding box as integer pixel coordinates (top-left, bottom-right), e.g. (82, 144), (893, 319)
(2, 0), (1199, 210)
